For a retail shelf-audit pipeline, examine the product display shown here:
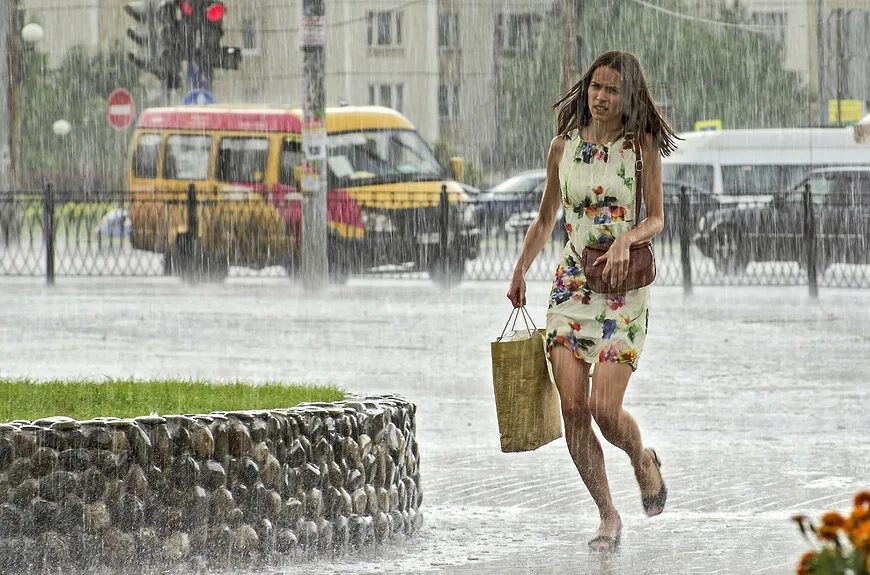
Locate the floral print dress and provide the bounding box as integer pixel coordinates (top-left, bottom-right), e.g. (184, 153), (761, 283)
(546, 129), (649, 371)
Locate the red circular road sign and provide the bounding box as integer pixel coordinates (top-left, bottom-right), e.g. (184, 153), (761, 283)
(106, 88), (136, 131)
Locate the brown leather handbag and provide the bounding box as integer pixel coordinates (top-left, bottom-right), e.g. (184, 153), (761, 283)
(579, 240), (656, 294)
(577, 133), (656, 295)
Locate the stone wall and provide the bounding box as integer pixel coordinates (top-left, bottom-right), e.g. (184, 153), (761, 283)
(0, 394), (422, 572)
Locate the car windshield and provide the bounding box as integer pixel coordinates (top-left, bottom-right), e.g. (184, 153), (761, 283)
(662, 164), (714, 192)
(722, 164), (814, 196)
(490, 173), (545, 193)
(326, 129), (445, 186)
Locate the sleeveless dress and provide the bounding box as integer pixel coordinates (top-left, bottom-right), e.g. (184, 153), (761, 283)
(545, 129), (650, 371)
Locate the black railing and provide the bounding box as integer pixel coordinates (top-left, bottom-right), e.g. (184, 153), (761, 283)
(1, 184), (869, 294)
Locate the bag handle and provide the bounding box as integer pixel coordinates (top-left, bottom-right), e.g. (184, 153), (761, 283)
(625, 131), (644, 228)
(497, 306), (538, 341)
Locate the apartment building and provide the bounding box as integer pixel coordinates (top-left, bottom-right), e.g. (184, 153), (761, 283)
(684, 0), (870, 117)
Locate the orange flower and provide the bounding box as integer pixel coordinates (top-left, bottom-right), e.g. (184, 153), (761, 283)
(569, 321), (581, 331)
(815, 524), (840, 541)
(855, 491), (870, 508)
(821, 511), (846, 528)
(851, 505), (870, 525)
(796, 550), (815, 575)
(849, 520), (870, 552)
(593, 185), (604, 196)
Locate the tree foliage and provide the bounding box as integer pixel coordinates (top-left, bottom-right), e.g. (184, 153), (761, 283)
(19, 44), (147, 191)
(494, 0), (812, 172)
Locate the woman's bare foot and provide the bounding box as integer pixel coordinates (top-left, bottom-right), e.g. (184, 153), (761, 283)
(635, 448), (667, 516)
(588, 512), (622, 552)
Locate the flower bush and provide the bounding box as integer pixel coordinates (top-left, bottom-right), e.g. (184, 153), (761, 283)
(794, 491), (870, 574)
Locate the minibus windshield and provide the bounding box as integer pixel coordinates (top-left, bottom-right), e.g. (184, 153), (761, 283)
(326, 129), (445, 186)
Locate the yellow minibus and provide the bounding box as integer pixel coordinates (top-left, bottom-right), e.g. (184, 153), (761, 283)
(127, 104), (478, 284)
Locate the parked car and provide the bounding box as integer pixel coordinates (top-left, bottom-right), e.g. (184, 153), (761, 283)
(695, 167), (870, 274)
(501, 180), (725, 241)
(93, 208), (132, 240)
(476, 170), (547, 234)
(661, 181), (731, 240)
(503, 205), (565, 239)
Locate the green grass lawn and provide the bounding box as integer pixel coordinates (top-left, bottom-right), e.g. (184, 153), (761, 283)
(0, 378), (345, 422)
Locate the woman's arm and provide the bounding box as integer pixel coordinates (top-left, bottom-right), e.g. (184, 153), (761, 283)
(624, 133), (665, 243)
(506, 136), (565, 307)
(595, 133), (665, 285)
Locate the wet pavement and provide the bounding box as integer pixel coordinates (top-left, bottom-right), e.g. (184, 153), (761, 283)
(1, 276), (869, 574)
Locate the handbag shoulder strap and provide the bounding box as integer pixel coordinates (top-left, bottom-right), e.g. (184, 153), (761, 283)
(625, 132), (644, 226)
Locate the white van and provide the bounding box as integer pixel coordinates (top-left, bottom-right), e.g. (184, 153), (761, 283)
(662, 128), (870, 202)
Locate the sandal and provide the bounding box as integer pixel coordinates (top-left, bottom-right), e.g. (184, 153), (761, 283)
(587, 523), (622, 553)
(640, 448), (667, 517)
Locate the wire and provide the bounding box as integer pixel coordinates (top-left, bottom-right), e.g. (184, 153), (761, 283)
(625, 0), (786, 32)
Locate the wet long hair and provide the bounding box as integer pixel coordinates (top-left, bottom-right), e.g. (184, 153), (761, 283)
(553, 50), (679, 156)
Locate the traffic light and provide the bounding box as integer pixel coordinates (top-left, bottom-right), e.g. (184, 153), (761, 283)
(201, 1), (225, 71)
(124, 0), (154, 72)
(178, 0), (240, 73)
(124, 0), (183, 89)
(154, 0), (182, 89)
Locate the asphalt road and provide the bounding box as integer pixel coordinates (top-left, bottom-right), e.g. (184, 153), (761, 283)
(1, 277), (868, 574)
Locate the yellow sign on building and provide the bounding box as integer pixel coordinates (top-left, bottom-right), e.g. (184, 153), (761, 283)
(828, 99), (864, 125)
(694, 119), (722, 132)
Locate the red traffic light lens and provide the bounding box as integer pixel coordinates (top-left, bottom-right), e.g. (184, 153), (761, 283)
(206, 2), (226, 22)
(180, 0), (193, 16)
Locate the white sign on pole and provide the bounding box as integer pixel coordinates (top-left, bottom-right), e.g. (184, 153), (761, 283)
(302, 129), (327, 160)
(302, 16), (325, 47)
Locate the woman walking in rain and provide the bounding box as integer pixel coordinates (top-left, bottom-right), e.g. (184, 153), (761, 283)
(507, 50), (678, 552)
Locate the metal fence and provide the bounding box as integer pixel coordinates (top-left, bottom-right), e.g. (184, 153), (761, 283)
(1, 185), (868, 293)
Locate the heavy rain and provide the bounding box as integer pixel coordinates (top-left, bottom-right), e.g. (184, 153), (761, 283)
(0, 0), (869, 574)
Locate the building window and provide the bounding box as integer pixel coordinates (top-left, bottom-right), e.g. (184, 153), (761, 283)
(367, 10), (404, 47)
(495, 12), (540, 54)
(438, 13), (460, 49)
(380, 85), (392, 109)
(750, 11), (786, 46)
(369, 83), (405, 112)
(395, 84), (404, 113)
(439, 84), (460, 120)
(241, 14), (260, 55)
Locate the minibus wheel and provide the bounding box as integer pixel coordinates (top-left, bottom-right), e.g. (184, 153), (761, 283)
(171, 235), (229, 283)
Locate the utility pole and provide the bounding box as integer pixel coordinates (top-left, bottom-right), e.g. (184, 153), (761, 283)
(835, 8), (844, 128)
(300, 0), (328, 288)
(560, 0), (579, 94)
(0, 0), (12, 191)
(816, 0), (826, 126)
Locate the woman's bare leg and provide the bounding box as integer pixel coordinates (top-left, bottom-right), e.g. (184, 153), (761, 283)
(549, 347), (622, 543)
(589, 362), (664, 510)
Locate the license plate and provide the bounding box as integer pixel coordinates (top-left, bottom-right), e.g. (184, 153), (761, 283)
(417, 232), (453, 244)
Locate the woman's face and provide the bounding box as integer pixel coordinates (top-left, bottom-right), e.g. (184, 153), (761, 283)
(587, 66), (623, 125)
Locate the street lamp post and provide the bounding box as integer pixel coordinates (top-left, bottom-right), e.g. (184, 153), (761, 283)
(0, 2), (13, 192)
(5, 21), (45, 193)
